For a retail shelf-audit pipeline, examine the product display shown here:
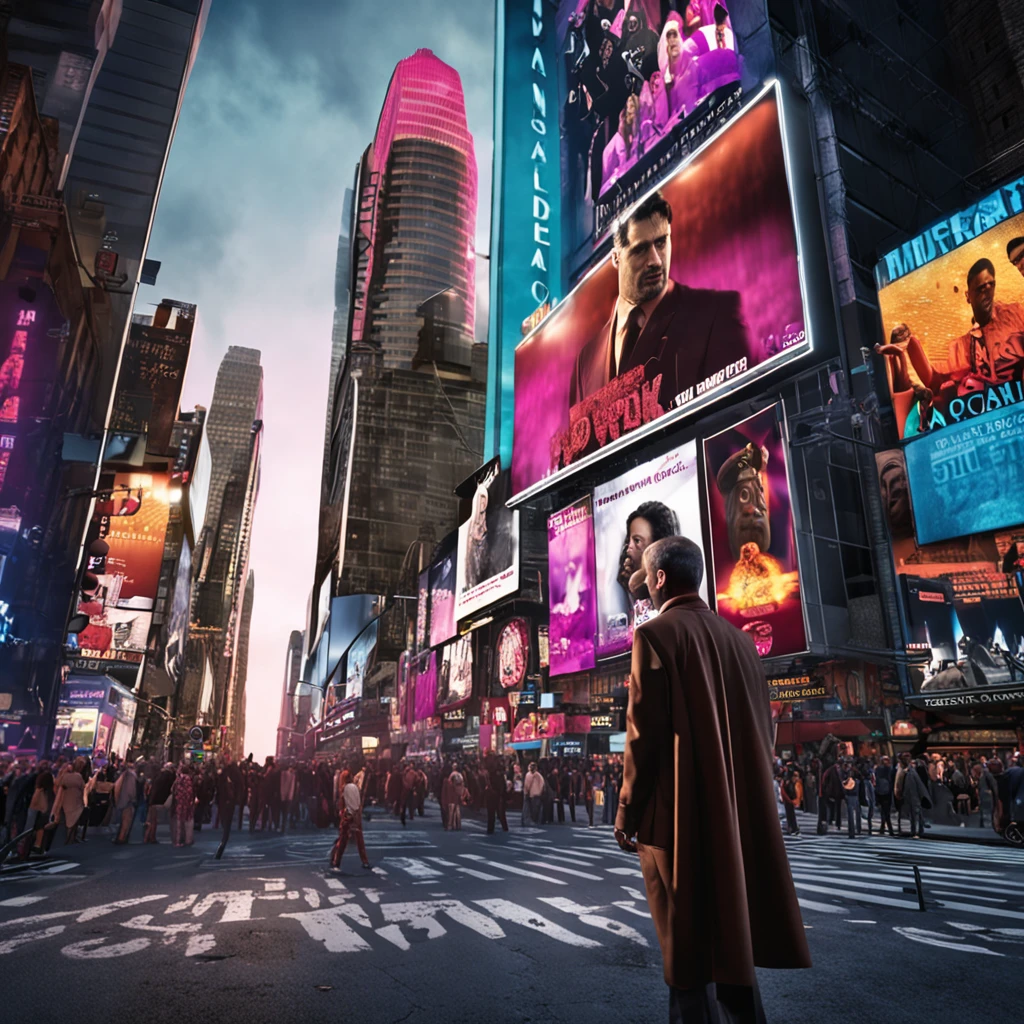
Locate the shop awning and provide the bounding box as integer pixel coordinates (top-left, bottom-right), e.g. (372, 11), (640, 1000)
(776, 719), (878, 744)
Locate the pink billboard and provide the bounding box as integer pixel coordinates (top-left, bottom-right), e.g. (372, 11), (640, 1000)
(547, 496), (597, 676)
(512, 88), (809, 496)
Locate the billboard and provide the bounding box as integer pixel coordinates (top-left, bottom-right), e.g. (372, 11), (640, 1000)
(428, 539), (457, 648)
(495, 617), (530, 690)
(437, 635), (473, 710)
(164, 537), (191, 688)
(904, 405), (1024, 545)
(414, 650), (437, 722)
(547, 496), (598, 676)
(345, 620), (377, 700)
(558, 1), (773, 260)
(188, 429), (212, 535)
(512, 88), (810, 496)
(877, 449), (1024, 708)
(593, 441), (705, 659)
(112, 303), (195, 454)
(874, 175), (1024, 441)
(76, 473), (171, 664)
(327, 594), (377, 682)
(703, 405), (807, 658)
(415, 569), (430, 650)
(486, 0), (563, 467)
(455, 459), (520, 619)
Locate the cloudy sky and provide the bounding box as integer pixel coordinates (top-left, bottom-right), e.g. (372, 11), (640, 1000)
(136, 0), (495, 757)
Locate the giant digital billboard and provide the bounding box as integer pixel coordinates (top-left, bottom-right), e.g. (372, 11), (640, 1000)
(874, 174), (1024, 442)
(437, 635), (473, 711)
(415, 569), (430, 650)
(547, 496), (598, 676)
(428, 537), (457, 648)
(345, 621), (377, 701)
(455, 459), (520, 620)
(703, 405), (806, 658)
(76, 473), (171, 664)
(512, 87), (810, 496)
(558, 0), (772, 259)
(593, 441), (705, 658)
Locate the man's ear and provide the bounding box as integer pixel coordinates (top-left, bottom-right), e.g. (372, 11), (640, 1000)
(611, 248), (619, 269)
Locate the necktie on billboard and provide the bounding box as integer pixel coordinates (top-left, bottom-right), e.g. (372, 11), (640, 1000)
(617, 305), (646, 377)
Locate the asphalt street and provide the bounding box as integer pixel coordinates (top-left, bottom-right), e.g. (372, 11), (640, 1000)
(1, 806), (1021, 1024)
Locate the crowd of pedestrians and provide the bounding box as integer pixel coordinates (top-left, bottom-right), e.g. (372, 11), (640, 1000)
(775, 748), (1024, 842)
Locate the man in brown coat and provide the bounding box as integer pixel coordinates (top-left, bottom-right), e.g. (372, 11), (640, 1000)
(615, 536), (810, 1023)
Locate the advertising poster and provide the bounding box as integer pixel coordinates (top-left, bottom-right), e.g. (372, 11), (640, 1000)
(428, 541), (457, 648)
(455, 459), (520, 619)
(874, 177), (1024, 442)
(76, 473), (171, 663)
(415, 569), (430, 650)
(593, 441), (705, 658)
(547, 496), (598, 676)
(344, 621), (377, 700)
(558, 0), (772, 257)
(511, 712), (566, 744)
(437, 635), (473, 711)
(703, 405), (807, 658)
(163, 537), (191, 688)
(414, 650), (437, 722)
(904, 405), (1024, 545)
(513, 90), (809, 495)
(495, 617), (530, 690)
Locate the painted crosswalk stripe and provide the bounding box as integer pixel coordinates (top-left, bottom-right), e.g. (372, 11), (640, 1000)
(793, 880), (931, 911)
(457, 867), (503, 881)
(506, 846), (603, 865)
(797, 898), (846, 914)
(425, 857), (459, 867)
(475, 899), (601, 948)
(458, 855), (566, 885)
(522, 860), (603, 881)
(385, 858), (441, 879)
(0, 896), (46, 907)
(606, 867), (644, 877)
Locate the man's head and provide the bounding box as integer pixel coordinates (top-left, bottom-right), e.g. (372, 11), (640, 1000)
(623, 500), (679, 581)
(642, 536), (704, 610)
(716, 442), (771, 559)
(612, 192), (672, 306)
(966, 258), (996, 324)
(878, 455), (910, 536)
(1007, 237), (1024, 278)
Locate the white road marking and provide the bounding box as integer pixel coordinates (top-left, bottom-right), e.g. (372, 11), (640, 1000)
(507, 847), (604, 866)
(606, 867), (644, 877)
(893, 926), (1004, 956)
(793, 881), (919, 910)
(192, 891), (259, 923)
(459, 855), (566, 885)
(380, 900), (506, 945)
(844, 920), (877, 924)
(303, 888), (321, 908)
(457, 867), (502, 881)
(386, 858), (442, 879)
(0, 925), (66, 954)
(797, 899), (846, 915)
(611, 900), (652, 919)
(281, 904), (373, 953)
(185, 933), (217, 957)
(425, 857), (459, 867)
(164, 895), (198, 914)
(621, 886), (646, 901)
(0, 896), (45, 907)
(540, 897), (649, 946)
(522, 860), (603, 881)
(62, 936), (152, 959)
(475, 899), (602, 948)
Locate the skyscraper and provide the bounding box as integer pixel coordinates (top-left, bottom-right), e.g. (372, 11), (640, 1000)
(320, 50), (485, 615)
(276, 629), (305, 759)
(324, 189), (354, 482)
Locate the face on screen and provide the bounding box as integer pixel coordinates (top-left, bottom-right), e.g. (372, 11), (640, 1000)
(613, 213), (671, 305)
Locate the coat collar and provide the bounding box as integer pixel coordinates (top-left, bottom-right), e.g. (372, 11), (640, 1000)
(657, 593), (708, 614)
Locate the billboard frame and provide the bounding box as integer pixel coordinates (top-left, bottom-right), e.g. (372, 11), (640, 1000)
(509, 78), (832, 505)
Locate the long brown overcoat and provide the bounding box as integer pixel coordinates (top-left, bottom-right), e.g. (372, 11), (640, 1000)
(615, 594), (811, 989)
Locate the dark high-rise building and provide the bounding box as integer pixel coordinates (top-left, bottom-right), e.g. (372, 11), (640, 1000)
(276, 628), (305, 759)
(324, 189), (354, 479)
(228, 569), (254, 755)
(320, 50), (485, 615)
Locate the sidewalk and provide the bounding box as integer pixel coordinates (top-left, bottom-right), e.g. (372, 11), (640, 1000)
(790, 809), (1009, 847)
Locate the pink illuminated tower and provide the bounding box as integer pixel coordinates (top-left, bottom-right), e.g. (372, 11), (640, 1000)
(351, 48), (478, 367)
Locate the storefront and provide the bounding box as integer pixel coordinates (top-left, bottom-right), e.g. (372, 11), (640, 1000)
(52, 675), (137, 759)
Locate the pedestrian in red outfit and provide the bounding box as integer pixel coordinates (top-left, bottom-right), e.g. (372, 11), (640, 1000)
(331, 779), (371, 870)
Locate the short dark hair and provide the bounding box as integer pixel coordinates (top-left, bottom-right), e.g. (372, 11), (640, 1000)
(626, 500), (679, 542)
(1007, 237), (1024, 259)
(646, 535), (704, 593)
(967, 257), (994, 285)
(614, 190), (673, 249)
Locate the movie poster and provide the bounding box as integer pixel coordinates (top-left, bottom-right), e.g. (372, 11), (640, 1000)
(593, 441), (705, 658)
(703, 405), (806, 658)
(874, 178), (1024, 441)
(437, 635), (473, 711)
(428, 540), (457, 648)
(455, 459), (520, 619)
(76, 473), (171, 663)
(414, 650), (437, 722)
(344, 621), (377, 700)
(513, 90), (809, 495)
(547, 497), (598, 676)
(415, 569), (430, 650)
